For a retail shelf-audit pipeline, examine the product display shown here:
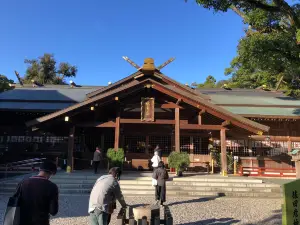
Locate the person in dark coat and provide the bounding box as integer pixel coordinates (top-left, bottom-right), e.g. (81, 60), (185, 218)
(152, 161), (169, 206)
(93, 147), (102, 174)
(17, 160), (59, 225)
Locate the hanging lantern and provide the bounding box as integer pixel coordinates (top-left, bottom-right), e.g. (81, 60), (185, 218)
(65, 116), (69, 122)
(91, 106), (95, 111)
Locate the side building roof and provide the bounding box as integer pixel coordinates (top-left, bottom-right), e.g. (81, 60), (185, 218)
(0, 84), (103, 111)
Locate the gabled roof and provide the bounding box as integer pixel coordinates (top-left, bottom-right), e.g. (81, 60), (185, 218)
(86, 69), (210, 100)
(26, 77), (269, 134)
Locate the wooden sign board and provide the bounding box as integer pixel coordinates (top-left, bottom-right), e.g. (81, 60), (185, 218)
(141, 97), (155, 122)
(282, 179), (300, 225)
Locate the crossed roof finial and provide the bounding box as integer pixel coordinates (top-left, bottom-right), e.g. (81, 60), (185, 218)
(122, 56), (175, 72)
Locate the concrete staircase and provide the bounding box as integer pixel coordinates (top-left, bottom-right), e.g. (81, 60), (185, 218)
(0, 172), (282, 198)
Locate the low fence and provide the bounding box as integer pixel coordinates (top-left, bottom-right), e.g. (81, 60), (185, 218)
(239, 166), (296, 178)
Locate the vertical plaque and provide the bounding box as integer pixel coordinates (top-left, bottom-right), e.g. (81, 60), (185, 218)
(141, 97), (155, 122)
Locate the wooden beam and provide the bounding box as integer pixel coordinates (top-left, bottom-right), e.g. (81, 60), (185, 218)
(76, 121), (116, 128)
(114, 112), (120, 150)
(161, 102), (183, 109)
(67, 126), (75, 173)
(176, 98), (182, 105)
(199, 109), (206, 115)
(181, 124), (225, 130)
(222, 120), (231, 127)
(250, 135), (300, 142)
(175, 108), (180, 152)
(220, 128), (227, 176)
(120, 118), (176, 124)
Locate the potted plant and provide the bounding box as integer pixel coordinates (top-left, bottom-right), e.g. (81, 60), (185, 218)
(168, 152), (190, 176)
(106, 148), (125, 170)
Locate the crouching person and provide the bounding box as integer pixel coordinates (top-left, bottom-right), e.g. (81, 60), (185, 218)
(89, 167), (127, 225)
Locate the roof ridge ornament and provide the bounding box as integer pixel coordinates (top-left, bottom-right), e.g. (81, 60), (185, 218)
(122, 56), (175, 74)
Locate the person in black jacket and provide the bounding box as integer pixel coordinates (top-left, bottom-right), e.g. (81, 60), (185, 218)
(18, 160), (59, 225)
(152, 161), (169, 206)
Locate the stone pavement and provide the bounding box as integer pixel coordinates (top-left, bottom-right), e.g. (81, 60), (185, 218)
(0, 194), (282, 225)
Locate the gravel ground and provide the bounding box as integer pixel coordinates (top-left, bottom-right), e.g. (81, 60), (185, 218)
(0, 195), (282, 225)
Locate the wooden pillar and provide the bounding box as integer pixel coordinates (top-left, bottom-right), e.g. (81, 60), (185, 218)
(114, 111), (120, 150)
(220, 128), (227, 176)
(295, 161), (300, 179)
(175, 108), (180, 152)
(67, 126), (75, 173)
(288, 137), (292, 152)
(198, 110), (205, 125)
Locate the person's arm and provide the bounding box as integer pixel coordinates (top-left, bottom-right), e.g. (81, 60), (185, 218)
(49, 185), (59, 216)
(164, 170), (169, 180)
(113, 180), (127, 208)
(152, 170), (158, 179)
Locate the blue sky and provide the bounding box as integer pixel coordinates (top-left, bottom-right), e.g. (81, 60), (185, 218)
(0, 0), (245, 85)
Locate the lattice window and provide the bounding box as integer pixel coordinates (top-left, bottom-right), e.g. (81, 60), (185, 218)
(179, 136), (208, 155)
(226, 140), (249, 156)
(180, 136), (190, 153)
(149, 136), (171, 155)
(124, 136), (146, 153)
(252, 141), (288, 157)
(104, 135), (114, 152)
(194, 136), (209, 155)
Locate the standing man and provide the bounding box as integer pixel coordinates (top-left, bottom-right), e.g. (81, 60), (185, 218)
(93, 147), (102, 174)
(18, 160), (59, 225)
(89, 167), (127, 225)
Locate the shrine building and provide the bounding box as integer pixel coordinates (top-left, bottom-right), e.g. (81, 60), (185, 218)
(0, 57), (299, 176)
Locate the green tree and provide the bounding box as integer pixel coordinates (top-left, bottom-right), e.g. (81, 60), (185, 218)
(198, 75), (217, 88)
(0, 74), (14, 92)
(24, 53), (77, 84)
(188, 0), (300, 97)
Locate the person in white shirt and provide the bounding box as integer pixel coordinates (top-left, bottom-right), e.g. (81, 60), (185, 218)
(151, 151), (161, 171)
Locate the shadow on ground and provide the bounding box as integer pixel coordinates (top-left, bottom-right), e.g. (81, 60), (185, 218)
(167, 196), (219, 206)
(179, 217), (240, 225)
(243, 209), (282, 225)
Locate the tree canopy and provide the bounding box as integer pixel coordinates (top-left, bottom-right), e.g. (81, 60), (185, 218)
(0, 74), (14, 92)
(189, 0), (300, 97)
(24, 53), (77, 85)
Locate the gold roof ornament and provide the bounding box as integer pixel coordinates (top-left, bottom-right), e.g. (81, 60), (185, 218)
(142, 58), (155, 71)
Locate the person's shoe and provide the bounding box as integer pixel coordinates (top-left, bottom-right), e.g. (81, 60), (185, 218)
(160, 202), (164, 206)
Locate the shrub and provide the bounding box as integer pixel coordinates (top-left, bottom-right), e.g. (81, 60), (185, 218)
(168, 152), (190, 174)
(210, 148), (240, 173)
(106, 148), (124, 169)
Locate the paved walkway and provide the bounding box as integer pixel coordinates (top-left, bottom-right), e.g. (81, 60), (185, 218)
(0, 195), (281, 225)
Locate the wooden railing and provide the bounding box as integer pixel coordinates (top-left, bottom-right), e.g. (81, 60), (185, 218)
(239, 166), (296, 178)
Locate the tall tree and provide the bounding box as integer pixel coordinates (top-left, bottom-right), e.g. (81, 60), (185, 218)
(24, 53), (77, 85)
(198, 75), (217, 88)
(188, 0), (300, 96)
(0, 74), (14, 92)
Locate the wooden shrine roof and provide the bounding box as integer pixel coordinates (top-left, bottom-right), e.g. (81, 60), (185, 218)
(24, 77), (270, 134)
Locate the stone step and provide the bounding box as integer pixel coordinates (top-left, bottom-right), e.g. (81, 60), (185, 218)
(172, 177), (263, 183)
(0, 187), (282, 198)
(0, 184), (281, 194)
(0, 180), (280, 188)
